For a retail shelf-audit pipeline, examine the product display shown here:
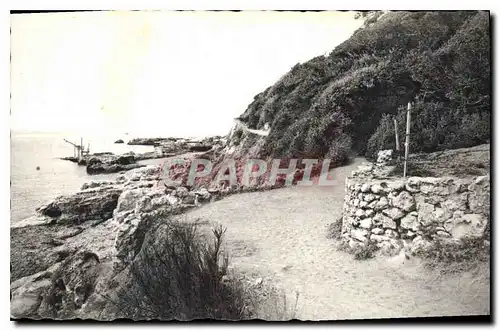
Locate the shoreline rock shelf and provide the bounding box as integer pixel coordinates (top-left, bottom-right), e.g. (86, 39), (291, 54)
(10, 164), (227, 319)
(60, 135), (227, 175)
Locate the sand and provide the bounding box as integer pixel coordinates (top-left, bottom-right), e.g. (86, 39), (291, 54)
(178, 158), (490, 320)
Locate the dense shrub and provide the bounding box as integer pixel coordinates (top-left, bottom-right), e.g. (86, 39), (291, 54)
(113, 222), (250, 320)
(232, 11), (490, 161)
(416, 236), (490, 273)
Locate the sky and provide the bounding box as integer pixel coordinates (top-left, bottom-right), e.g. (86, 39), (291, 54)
(10, 11), (362, 138)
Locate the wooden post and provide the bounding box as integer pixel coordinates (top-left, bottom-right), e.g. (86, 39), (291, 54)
(403, 102), (411, 178)
(393, 118), (400, 154)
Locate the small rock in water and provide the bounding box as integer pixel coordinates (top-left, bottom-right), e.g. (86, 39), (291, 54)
(36, 166), (40, 170)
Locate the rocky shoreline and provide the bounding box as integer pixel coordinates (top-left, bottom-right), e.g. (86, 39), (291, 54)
(60, 135), (226, 175)
(11, 159), (225, 319)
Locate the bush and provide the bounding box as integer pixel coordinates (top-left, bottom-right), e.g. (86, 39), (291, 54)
(416, 236), (490, 273)
(235, 11), (489, 160)
(113, 221), (250, 321)
(327, 217), (343, 240)
(352, 242), (378, 260)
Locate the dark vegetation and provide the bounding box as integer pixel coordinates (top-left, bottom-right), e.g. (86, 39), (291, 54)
(235, 11), (490, 162)
(113, 221), (251, 320)
(415, 236), (490, 273)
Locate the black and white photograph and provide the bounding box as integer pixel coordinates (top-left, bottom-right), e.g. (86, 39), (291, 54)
(8, 7), (492, 322)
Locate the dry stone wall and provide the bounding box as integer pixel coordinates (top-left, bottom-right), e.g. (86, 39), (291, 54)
(341, 161), (490, 256)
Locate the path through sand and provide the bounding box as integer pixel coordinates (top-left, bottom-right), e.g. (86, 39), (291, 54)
(179, 158), (490, 320)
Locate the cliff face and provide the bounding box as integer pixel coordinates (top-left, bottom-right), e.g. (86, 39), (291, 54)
(229, 11), (490, 163)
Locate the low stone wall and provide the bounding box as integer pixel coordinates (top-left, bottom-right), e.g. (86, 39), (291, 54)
(341, 162), (490, 256)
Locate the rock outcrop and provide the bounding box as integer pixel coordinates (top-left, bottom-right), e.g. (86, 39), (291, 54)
(11, 163), (225, 320)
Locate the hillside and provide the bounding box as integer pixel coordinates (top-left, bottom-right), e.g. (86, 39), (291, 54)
(230, 11), (490, 163)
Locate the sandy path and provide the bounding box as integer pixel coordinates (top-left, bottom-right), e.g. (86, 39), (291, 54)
(179, 158), (490, 320)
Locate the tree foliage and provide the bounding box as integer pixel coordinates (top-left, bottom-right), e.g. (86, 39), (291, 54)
(233, 11), (490, 162)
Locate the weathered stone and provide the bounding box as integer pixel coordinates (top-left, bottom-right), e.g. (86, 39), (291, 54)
(370, 234), (389, 242)
(417, 202), (435, 226)
(444, 213), (487, 239)
(351, 228), (369, 242)
(359, 218), (372, 229)
(474, 175), (488, 185)
(442, 194), (468, 214)
(384, 229), (399, 239)
(388, 180), (406, 191)
(391, 191), (416, 212)
(400, 214), (418, 231)
(373, 213), (394, 227)
(433, 207), (445, 221)
(406, 230), (417, 239)
(374, 197), (389, 211)
(371, 184), (383, 194)
(359, 201), (368, 208)
(436, 230), (451, 238)
(382, 207), (405, 220)
(352, 198), (360, 207)
(38, 186), (123, 225)
(355, 209), (365, 218)
(371, 227), (384, 235)
(174, 186), (189, 198)
(193, 188), (212, 202)
(405, 177), (421, 193)
(365, 209), (375, 218)
(363, 194), (378, 202)
(360, 183), (371, 193)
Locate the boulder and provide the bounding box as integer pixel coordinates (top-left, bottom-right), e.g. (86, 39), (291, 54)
(114, 139), (124, 144)
(37, 186), (123, 225)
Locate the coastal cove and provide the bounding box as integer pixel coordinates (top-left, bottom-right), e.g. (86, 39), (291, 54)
(10, 131), (159, 224)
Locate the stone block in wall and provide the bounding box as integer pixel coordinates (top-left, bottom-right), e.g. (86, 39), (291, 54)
(363, 193), (378, 202)
(372, 228), (384, 235)
(370, 234), (389, 242)
(374, 196), (389, 210)
(371, 183), (384, 194)
(388, 180), (406, 191)
(441, 193), (469, 214)
(359, 218), (373, 229)
(444, 212), (487, 239)
(361, 183), (370, 193)
(436, 230), (451, 238)
(416, 201), (435, 226)
(400, 213), (418, 231)
(405, 177), (422, 193)
(373, 212), (396, 229)
(384, 229), (399, 239)
(351, 228), (369, 242)
(382, 207), (405, 220)
(468, 176), (490, 215)
(390, 191), (416, 212)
